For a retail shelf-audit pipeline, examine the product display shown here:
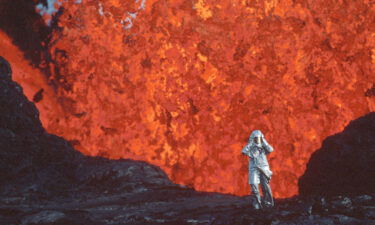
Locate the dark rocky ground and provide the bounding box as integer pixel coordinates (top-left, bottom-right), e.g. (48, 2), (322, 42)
(0, 56), (374, 225)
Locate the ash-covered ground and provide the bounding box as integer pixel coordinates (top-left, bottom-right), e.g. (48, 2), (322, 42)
(0, 57), (374, 225)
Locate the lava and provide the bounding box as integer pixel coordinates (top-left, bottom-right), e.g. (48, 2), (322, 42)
(1, 0), (374, 198)
(0, 31), (62, 128)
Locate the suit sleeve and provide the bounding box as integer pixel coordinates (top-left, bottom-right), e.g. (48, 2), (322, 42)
(242, 143), (252, 158)
(262, 138), (274, 154)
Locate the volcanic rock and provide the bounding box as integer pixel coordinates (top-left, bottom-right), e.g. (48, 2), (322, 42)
(21, 210), (66, 225)
(0, 56), (11, 80)
(299, 112), (375, 196)
(353, 195), (373, 205)
(0, 56), (174, 197)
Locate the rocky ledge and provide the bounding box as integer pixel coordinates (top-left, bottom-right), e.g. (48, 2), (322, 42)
(0, 56), (374, 224)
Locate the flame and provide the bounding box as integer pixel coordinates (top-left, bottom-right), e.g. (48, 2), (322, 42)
(2, 0), (375, 198)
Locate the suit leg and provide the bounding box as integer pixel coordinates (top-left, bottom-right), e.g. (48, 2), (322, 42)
(260, 173), (274, 207)
(250, 184), (262, 209)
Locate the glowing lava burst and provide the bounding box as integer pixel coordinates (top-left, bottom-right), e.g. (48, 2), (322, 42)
(7, 0), (375, 198)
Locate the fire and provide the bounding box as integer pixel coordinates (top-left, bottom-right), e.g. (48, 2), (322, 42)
(2, 0), (374, 198)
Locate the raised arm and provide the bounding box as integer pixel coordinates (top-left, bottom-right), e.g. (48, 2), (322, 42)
(262, 137), (274, 154)
(242, 143), (253, 158)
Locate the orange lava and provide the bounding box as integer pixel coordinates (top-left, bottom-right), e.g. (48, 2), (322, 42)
(0, 31), (63, 127)
(2, 0), (375, 198)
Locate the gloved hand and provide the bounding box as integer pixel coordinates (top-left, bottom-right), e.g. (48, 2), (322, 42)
(261, 136), (269, 146)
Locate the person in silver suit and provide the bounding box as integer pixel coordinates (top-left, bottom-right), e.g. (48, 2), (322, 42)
(242, 130), (274, 209)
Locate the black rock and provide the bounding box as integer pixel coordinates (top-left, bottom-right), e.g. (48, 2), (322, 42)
(21, 210), (66, 225)
(0, 56), (12, 80)
(353, 195), (373, 205)
(0, 56), (173, 197)
(299, 112), (375, 196)
(329, 196), (353, 214)
(363, 206), (375, 219)
(330, 214), (361, 225)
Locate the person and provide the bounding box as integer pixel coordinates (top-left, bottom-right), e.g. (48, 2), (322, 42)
(242, 130), (274, 209)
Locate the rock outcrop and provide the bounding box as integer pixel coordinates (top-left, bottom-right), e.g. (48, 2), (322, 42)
(299, 112), (375, 196)
(0, 56), (174, 197)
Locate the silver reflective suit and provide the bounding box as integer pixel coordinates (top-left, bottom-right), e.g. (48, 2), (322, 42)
(242, 130), (274, 209)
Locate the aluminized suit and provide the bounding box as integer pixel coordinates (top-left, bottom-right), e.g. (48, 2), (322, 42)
(242, 130), (274, 208)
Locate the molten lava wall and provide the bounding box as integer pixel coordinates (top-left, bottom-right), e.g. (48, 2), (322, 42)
(2, 0), (374, 198)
